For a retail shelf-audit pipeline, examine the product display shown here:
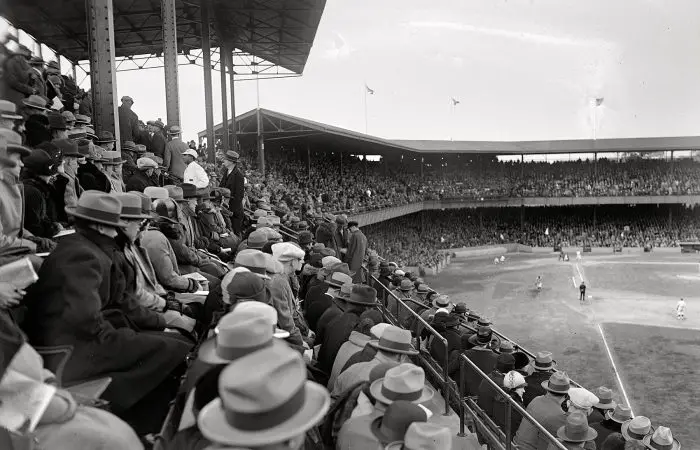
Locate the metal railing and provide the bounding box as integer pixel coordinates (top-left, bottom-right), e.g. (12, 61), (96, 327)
(460, 354), (568, 450)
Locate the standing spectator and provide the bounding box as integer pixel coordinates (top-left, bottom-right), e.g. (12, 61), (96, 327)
(220, 150), (245, 235)
(346, 220), (367, 283)
(163, 125), (187, 181)
(118, 95), (139, 143)
(182, 148), (209, 188)
(27, 56), (46, 98)
(149, 119), (167, 160)
(0, 44), (34, 111)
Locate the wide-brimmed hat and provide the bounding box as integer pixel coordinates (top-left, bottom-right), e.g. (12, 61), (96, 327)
(234, 250), (270, 279)
(223, 150), (239, 162)
(498, 341), (514, 354)
(605, 404), (632, 424)
(385, 422), (452, 450)
(22, 95), (49, 111)
(467, 325), (493, 346)
(370, 401), (427, 445)
(165, 185), (186, 202)
(5, 130), (31, 158)
(0, 100), (23, 120)
(181, 183), (198, 199)
(333, 283), (354, 301)
(432, 294), (452, 309)
(540, 371), (571, 395)
(532, 351), (557, 371)
(556, 411), (597, 443)
(621, 416), (653, 442)
(199, 314), (277, 365)
(592, 386), (617, 410)
(66, 191), (127, 228)
(129, 191), (157, 218)
(96, 131), (115, 143)
(100, 150), (126, 165)
(345, 285), (378, 306)
(327, 271), (352, 289)
(232, 301), (289, 339)
(370, 363), (434, 406)
(144, 186), (169, 201)
(369, 326), (418, 356)
(643, 428), (681, 450)
(116, 193), (153, 220)
(198, 344), (330, 447)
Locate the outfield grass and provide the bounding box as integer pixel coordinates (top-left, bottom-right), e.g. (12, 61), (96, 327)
(426, 252), (699, 447)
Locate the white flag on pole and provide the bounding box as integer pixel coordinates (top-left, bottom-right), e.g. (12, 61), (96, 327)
(545, 227), (549, 236)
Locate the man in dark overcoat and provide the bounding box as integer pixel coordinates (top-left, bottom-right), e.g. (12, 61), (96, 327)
(345, 220), (367, 283)
(219, 150), (245, 235)
(21, 191), (191, 417)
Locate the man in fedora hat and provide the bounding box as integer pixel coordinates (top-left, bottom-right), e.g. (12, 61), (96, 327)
(515, 371), (572, 450)
(524, 351), (558, 406)
(1, 44), (34, 111)
(591, 404), (632, 448)
(305, 269), (352, 333)
(345, 220), (367, 283)
(318, 285), (379, 375)
(76, 138), (111, 193)
(118, 95), (139, 143)
(331, 325), (419, 398)
(96, 130), (116, 151)
(219, 150), (245, 235)
(197, 343), (330, 449)
(101, 150), (127, 193)
(147, 119), (167, 160)
(22, 191), (192, 429)
(163, 125), (187, 181)
(621, 416), (653, 443)
(459, 324), (498, 394)
(547, 411), (598, 450)
(339, 400), (427, 450)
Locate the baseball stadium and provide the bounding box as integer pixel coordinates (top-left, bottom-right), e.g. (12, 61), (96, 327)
(0, 1), (698, 450)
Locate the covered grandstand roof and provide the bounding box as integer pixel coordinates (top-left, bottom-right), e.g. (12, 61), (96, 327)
(205, 108), (700, 155)
(0, 0), (325, 73)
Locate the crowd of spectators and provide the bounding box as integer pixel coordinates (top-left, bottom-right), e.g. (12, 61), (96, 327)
(0, 38), (686, 450)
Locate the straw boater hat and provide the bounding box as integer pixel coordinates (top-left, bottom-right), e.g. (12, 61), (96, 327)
(65, 191), (127, 228)
(556, 411), (597, 443)
(232, 301), (289, 339)
(621, 416), (653, 442)
(197, 344), (330, 447)
(369, 326), (419, 356)
(642, 426), (680, 450)
(370, 363), (434, 406)
(385, 422), (452, 450)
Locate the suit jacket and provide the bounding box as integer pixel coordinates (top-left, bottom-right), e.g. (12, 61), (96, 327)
(460, 346), (498, 396)
(220, 167), (245, 213)
(21, 174), (61, 239)
(328, 331), (372, 390)
(317, 309), (363, 374)
(22, 228), (190, 412)
(118, 105), (139, 143)
(514, 395), (567, 450)
(164, 138), (188, 180)
(77, 161), (111, 193)
(345, 229), (367, 283)
(125, 168), (156, 193)
(150, 131), (167, 160)
(477, 371), (505, 419)
(523, 370), (554, 406)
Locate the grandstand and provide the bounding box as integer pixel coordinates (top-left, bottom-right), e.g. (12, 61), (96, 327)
(0, 1), (696, 449)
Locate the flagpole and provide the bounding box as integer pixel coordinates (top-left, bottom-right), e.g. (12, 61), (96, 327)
(364, 83), (368, 134)
(593, 103), (597, 141)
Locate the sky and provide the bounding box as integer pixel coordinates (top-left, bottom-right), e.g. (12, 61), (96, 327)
(6, 0), (700, 143)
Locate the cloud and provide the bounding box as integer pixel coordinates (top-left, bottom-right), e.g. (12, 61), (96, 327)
(323, 32), (354, 60)
(406, 21), (611, 48)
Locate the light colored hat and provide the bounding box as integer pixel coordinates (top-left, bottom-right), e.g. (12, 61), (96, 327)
(144, 186), (169, 200)
(593, 386), (617, 410)
(272, 242), (305, 262)
(0, 100), (23, 120)
(385, 422), (452, 450)
(568, 387), (598, 409)
(136, 157), (158, 169)
(369, 326), (418, 356)
(234, 249), (271, 279)
(642, 427), (680, 450)
(621, 416), (653, 441)
(168, 125), (182, 134)
(503, 371), (526, 389)
(198, 314), (278, 364)
(556, 411), (597, 443)
(432, 294), (452, 309)
(321, 256), (341, 269)
(115, 193), (153, 220)
(198, 344), (330, 447)
(540, 371), (571, 395)
(182, 148), (198, 158)
(327, 271), (352, 288)
(532, 351), (556, 371)
(370, 364), (434, 406)
(232, 301), (289, 339)
(66, 191), (127, 228)
(370, 323), (391, 339)
(394, 269), (405, 277)
(605, 404), (632, 424)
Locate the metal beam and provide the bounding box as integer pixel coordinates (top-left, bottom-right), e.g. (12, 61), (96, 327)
(201, 0), (215, 163)
(220, 46), (230, 151)
(86, 0), (120, 147)
(227, 45), (237, 151)
(162, 0), (181, 126)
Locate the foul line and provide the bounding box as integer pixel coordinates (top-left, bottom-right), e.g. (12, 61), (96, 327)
(597, 323), (635, 417)
(571, 276), (576, 288)
(575, 263), (585, 284)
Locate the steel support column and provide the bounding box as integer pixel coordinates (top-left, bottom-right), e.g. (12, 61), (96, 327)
(257, 107), (265, 176)
(200, 0), (215, 162)
(86, 0), (120, 147)
(219, 46), (229, 151)
(162, 0), (181, 127)
(226, 48), (236, 151)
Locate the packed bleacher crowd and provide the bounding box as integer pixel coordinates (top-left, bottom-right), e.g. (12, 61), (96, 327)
(0, 41), (685, 450)
(364, 206), (700, 267)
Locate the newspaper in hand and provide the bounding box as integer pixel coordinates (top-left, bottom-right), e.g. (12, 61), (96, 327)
(0, 370), (56, 433)
(0, 257), (39, 290)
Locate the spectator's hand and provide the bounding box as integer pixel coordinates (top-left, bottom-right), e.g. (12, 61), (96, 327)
(187, 279), (201, 293)
(0, 283), (25, 309)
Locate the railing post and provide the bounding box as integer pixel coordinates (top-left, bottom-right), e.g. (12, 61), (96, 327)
(505, 401), (512, 450)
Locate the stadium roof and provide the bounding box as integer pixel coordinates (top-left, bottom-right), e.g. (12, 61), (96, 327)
(205, 108), (700, 156)
(1, 0), (325, 73)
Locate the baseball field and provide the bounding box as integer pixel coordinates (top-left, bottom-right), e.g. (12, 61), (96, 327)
(426, 248), (700, 446)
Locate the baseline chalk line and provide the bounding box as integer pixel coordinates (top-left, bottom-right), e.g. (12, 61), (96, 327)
(597, 323), (635, 417)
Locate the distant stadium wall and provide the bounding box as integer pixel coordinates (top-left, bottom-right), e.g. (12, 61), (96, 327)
(348, 195), (700, 227)
(449, 243), (533, 259)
